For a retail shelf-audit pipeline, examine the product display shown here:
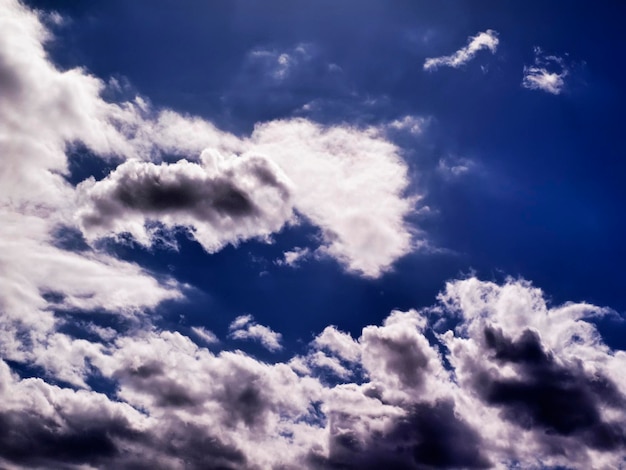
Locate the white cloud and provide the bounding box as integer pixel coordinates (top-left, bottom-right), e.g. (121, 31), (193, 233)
(312, 326), (360, 363)
(191, 326), (219, 345)
(229, 315), (283, 352)
(0, 274), (624, 468)
(437, 156), (475, 178)
(522, 47), (569, 95)
(424, 30), (499, 71)
(387, 115), (428, 135)
(276, 246), (311, 267)
(249, 119), (416, 278)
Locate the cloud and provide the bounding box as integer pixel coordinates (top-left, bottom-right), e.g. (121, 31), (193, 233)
(0, 0), (418, 394)
(437, 156), (476, 179)
(229, 315), (283, 352)
(250, 119), (416, 278)
(76, 154), (294, 252)
(4, 1), (624, 468)
(276, 246), (312, 268)
(0, 276), (624, 468)
(386, 115), (428, 135)
(522, 47), (569, 95)
(191, 326), (219, 345)
(424, 30), (499, 71)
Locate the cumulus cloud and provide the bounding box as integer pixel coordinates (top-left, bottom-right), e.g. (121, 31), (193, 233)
(229, 315), (283, 352)
(76, 154), (294, 252)
(249, 119), (415, 277)
(522, 47), (569, 94)
(0, 276), (624, 468)
(424, 30), (499, 71)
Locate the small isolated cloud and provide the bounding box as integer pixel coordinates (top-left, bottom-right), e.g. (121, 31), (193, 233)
(246, 43), (318, 82)
(522, 47), (569, 95)
(228, 315), (282, 352)
(424, 30), (499, 71)
(387, 115), (428, 135)
(276, 247), (311, 267)
(437, 156), (476, 179)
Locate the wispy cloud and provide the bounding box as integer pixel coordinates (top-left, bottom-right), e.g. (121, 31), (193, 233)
(522, 47), (569, 95)
(424, 30), (499, 71)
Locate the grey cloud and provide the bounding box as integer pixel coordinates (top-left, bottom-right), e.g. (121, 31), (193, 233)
(323, 401), (489, 469)
(476, 326), (626, 450)
(2, 277), (626, 468)
(76, 155), (294, 252)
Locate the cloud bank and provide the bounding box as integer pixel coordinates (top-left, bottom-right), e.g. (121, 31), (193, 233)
(0, 277), (624, 469)
(424, 30), (499, 71)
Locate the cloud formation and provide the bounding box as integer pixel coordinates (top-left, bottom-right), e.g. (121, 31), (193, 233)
(76, 154), (294, 252)
(522, 47), (569, 95)
(424, 30), (499, 71)
(1, 277), (624, 469)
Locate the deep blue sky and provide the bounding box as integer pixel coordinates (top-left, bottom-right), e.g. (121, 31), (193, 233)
(3, 1), (626, 468)
(27, 0), (626, 349)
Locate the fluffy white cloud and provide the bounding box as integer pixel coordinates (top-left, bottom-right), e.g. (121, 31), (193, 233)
(424, 30), (499, 71)
(522, 47), (569, 95)
(229, 315), (283, 352)
(249, 119), (415, 277)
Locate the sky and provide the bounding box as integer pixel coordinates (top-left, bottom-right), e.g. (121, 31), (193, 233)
(1, 0), (626, 468)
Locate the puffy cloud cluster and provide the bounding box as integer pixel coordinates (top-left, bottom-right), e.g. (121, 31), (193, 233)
(1, 277), (624, 469)
(522, 47), (569, 95)
(424, 30), (499, 71)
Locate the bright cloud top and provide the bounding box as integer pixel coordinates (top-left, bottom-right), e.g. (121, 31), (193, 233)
(522, 47), (569, 95)
(0, 277), (624, 468)
(424, 29), (499, 71)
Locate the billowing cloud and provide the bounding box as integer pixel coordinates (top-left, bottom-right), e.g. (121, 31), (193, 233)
(2, 277), (623, 468)
(522, 47), (569, 94)
(424, 30), (499, 71)
(249, 119), (415, 277)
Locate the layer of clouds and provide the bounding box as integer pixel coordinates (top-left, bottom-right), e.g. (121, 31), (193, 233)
(522, 47), (569, 95)
(1, 277), (624, 469)
(424, 30), (499, 71)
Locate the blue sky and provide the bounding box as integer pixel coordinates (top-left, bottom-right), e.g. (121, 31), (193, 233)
(1, 0), (626, 468)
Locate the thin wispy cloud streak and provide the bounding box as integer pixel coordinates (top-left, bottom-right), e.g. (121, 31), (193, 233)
(424, 30), (499, 71)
